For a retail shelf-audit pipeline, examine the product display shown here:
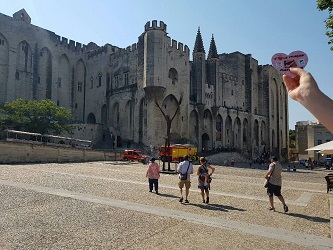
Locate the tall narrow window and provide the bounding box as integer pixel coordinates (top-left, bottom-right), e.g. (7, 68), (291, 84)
(124, 73), (129, 86)
(90, 78), (94, 89)
(98, 74), (102, 86)
(106, 73), (110, 89)
(78, 82), (83, 92)
(114, 75), (119, 88)
(168, 68), (178, 84)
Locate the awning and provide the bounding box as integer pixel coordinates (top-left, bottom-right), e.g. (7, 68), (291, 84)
(319, 149), (333, 155)
(306, 140), (333, 152)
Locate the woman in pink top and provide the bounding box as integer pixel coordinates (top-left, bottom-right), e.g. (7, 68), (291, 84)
(146, 158), (160, 194)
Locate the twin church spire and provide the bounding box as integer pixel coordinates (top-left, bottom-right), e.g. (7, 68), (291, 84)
(193, 27), (205, 53)
(193, 27), (218, 59)
(208, 35), (218, 59)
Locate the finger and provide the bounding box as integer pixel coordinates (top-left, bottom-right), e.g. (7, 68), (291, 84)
(282, 75), (294, 90)
(289, 67), (307, 77)
(283, 74), (299, 94)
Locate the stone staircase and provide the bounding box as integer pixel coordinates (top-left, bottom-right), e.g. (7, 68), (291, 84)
(92, 129), (113, 150)
(202, 151), (248, 165)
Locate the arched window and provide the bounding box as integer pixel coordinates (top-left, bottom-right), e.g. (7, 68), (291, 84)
(101, 105), (107, 126)
(98, 72), (102, 87)
(216, 115), (222, 141)
(168, 68), (178, 84)
(87, 113), (96, 124)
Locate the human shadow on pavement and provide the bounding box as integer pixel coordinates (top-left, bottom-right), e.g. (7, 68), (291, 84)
(105, 161), (133, 165)
(281, 212), (329, 223)
(156, 193), (179, 199)
(189, 203), (246, 212)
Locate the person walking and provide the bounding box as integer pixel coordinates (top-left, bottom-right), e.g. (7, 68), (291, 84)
(197, 157), (215, 204)
(265, 156), (288, 212)
(177, 155), (194, 204)
(146, 158), (160, 194)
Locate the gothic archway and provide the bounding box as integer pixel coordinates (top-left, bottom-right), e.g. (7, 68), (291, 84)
(234, 117), (241, 148)
(189, 109), (199, 145)
(101, 104), (107, 126)
(202, 133), (210, 151)
(37, 47), (52, 100)
(87, 113), (96, 124)
(57, 54), (71, 108)
(139, 98), (147, 143)
(225, 116), (233, 147)
(215, 114), (223, 148)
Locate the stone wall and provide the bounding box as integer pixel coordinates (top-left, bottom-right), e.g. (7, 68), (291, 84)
(0, 141), (122, 164)
(0, 9), (289, 161)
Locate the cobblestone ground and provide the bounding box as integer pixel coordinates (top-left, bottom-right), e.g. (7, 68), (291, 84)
(0, 161), (332, 250)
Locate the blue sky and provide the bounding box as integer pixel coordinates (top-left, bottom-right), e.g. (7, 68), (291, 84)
(2, 0), (333, 129)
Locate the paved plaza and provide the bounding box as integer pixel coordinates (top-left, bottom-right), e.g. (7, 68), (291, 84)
(0, 161), (332, 249)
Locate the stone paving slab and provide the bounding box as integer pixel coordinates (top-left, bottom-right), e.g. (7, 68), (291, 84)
(0, 162), (332, 249)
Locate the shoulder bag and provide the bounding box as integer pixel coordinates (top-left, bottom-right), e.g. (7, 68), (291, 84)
(200, 164), (212, 183)
(264, 163), (275, 188)
(180, 162), (190, 180)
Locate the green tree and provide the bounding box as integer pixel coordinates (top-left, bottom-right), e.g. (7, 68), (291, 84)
(317, 0), (333, 51)
(0, 99), (72, 134)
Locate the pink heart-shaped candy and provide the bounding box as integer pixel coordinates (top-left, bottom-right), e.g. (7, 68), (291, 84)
(271, 51), (308, 78)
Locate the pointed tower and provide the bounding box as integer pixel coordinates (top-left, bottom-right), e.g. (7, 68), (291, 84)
(207, 34), (218, 59)
(207, 34), (218, 86)
(191, 28), (206, 104)
(194, 28), (205, 53)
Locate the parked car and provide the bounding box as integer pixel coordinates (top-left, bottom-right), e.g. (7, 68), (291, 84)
(122, 149), (149, 164)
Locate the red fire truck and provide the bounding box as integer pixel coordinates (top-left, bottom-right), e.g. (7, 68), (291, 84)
(158, 144), (198, 163)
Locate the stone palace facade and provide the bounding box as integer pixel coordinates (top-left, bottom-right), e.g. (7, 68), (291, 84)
(0, 9), (288, 160)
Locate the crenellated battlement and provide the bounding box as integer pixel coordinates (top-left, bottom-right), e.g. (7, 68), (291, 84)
(54, 34), (86, 53)
(165, 37), (190, 55)
(110, 43), (138, 59)
(143, 21), (188, 55)
(87, 44), (119, 59)
(53, 34), (118, 59)
(144, 20), (167, 32)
